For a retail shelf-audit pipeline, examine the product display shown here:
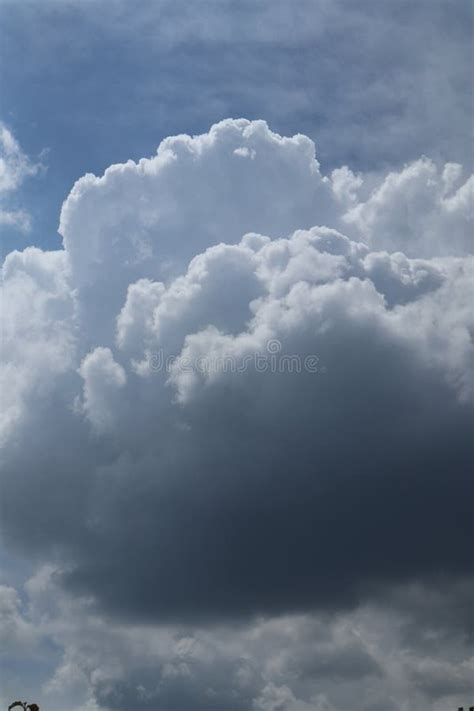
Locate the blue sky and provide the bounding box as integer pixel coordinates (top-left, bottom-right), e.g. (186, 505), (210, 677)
(1, 0), (472, 256)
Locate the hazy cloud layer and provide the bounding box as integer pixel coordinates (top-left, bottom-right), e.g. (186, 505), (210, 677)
(1, 119), (473, 709)
(2, 570), (473, 711)
(0, 122), (41, 232)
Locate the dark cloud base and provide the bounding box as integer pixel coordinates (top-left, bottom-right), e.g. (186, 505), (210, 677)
(3, 326), (471, 623)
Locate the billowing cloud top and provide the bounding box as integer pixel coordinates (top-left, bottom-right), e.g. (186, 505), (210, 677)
(1, 119), (473, 709)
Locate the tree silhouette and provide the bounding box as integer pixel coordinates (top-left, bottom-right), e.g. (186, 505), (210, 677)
(8, 703), (39, 711)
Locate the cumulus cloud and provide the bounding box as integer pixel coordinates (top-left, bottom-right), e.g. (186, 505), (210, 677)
(78, 348), (127, 434)
(1, 119), (473, 708)
(343, 158), (473, 257)
(58, 119), (338, 346)
(0, 247), (74, 444)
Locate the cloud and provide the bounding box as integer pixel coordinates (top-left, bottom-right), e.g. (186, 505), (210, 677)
(0, 122), (41, 233)
(78, 348), (127, 434)
(8, 569), (474, 711)
(0, 123), (39, 193)
(0, 119), (473, 708)
(343, 158), (473, 257)
(0, 208), (31, 233)
(58, 119), (337, 346)
(0, 247), (74, 445)
(0, 584), (37, 656)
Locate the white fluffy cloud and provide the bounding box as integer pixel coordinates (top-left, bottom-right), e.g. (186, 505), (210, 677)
(343, 158), (473, 257)
(1, 119), (473, 710)
(0, 247), (74, 444)
(78, 348), (127, 433)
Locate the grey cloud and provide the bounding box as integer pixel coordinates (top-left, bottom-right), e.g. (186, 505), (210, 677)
(2, 232), (472, 622)
(17, 570), (474, 711)
(410, 659), (474, 701)
(373, 578), (474, 650)
(0, 119), (473, 709)
(290, 643), (381, 682)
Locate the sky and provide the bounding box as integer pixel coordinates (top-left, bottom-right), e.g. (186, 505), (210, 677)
(0, 1), (473, 710)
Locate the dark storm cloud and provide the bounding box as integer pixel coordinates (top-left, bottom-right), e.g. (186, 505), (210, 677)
(1, 120), (473, 625)
(0, 121), (472, 711)
(54, 323), (473, 621)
